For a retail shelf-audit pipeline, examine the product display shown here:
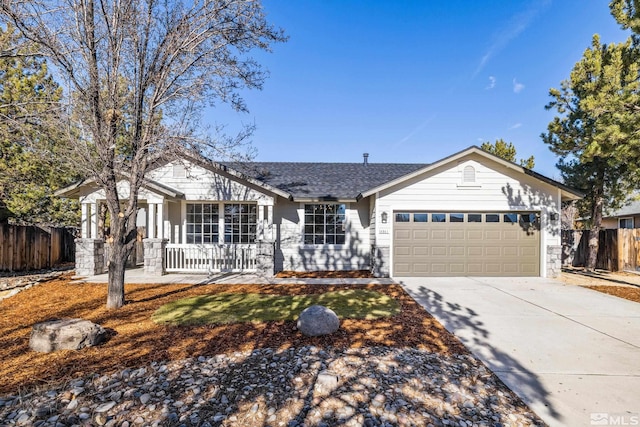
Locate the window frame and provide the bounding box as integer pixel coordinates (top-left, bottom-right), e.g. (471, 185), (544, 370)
(184, 202), (257, 245)
(303, 203), (347, 245)
(619, 217), (634, 229)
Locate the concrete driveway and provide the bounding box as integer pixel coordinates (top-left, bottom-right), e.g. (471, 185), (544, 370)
(398, 277), (640, 427)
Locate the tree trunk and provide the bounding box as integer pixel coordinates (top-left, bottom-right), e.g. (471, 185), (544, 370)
(586, 165), (605, 271)
(106, 242), (126, 309)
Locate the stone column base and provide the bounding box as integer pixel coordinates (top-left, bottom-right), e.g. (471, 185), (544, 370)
(75, 239), (105, 276)
(371, 245), (390, 278)
(256, 240), (275, 278)
(143, 238), (168, 276)
(547, 245), (562, 278)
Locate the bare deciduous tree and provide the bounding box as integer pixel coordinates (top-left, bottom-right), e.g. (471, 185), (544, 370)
(0, 0), (286, 308)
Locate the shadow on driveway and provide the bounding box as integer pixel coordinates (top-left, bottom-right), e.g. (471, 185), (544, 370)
(402, 281), (561, 423)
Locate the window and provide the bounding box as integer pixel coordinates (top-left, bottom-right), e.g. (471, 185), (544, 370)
(432, 213), (446, 222)
(504, 213), (518, 223)
(413, 213), (428, 222)
(224, 203), (257, 243)
(395, 213), (410, 222)
(186, 203), (219, 244)
(486, 214), (500, 223)
(468, 214), (482, 222)
(304, 204), (346, 244)
(463, 165), (476, 183)
(450, 213), (464, 222)
(619, 217), (634, 229)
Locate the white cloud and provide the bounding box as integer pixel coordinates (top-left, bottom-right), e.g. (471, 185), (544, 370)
(513, 78), (525, 93)
(394, 115), (436, 147)
(509, 122), (522, 129)
(472, 0), (550, 78)
(486, 76), (496, 90)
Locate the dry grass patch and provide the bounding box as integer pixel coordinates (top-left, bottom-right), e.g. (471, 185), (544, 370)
(0, 273), (467, 395)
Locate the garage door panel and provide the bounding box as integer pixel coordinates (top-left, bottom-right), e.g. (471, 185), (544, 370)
(450, 246), (465, 256)
(395, 246), (411, 256)
(395, 229), (411, 240)
(468, 246), (483, 256)
(413, 246), (429, 256)
(431, 230), (447, 240)
(432, 247), (447, 256)
(485, 230), (501, 240)
(393, 211), (540, 277)
(413, 230), (429, 239)
(467, 230), (483, 240)
(449, 230), (465, 240)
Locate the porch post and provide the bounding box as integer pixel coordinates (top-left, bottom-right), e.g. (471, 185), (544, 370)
(90, 203), (98, 239)
(157, 202), (164, 239)
(81, 203), (89, 238)
(267, 205), (274, 241)
(148, 203), (156, 238)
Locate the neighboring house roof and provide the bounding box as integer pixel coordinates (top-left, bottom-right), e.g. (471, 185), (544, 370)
(359, 146), (583, 201)
(604, 199), (640, 218)
(225, 162), (427, 201)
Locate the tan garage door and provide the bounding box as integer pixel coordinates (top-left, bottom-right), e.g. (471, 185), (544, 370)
(393, 212), (540, 277)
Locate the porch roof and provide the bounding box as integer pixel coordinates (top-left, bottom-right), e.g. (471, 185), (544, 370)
(55, 177), (185, 200)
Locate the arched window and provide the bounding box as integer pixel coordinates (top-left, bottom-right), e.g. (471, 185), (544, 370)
(463, 165), (475, 183)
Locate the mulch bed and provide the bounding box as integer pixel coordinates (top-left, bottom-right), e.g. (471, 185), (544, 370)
(274, 270), (374, 278)
(0, 273), (466, 395)
(585, 285), (640, 303)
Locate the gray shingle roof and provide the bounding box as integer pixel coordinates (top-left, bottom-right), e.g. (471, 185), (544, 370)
(605, 199), (640, 217)
(224, 162), (428, 200)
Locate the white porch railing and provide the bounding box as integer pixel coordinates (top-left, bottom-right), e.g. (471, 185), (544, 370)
(164, 244), (257, 273)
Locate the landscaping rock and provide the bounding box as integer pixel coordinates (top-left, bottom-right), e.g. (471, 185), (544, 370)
(29, 318), (107, 353)
(297, 305), (340, 336)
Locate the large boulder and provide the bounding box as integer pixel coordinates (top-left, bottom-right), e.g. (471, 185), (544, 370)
(30, 318), (107, 353)
(297, 305), (340, 337)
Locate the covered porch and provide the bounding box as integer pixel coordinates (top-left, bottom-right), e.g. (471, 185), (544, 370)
(66, 178), (277, 277)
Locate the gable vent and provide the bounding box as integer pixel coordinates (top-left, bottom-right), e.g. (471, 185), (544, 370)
(463, 165), (475, 183)
(173, 163), (186, 178)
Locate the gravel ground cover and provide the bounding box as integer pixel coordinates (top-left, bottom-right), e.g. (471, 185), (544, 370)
(0, 347), (543, 427)
(0, 272), (546, 426)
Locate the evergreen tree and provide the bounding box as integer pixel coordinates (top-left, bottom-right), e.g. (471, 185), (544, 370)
(480, 139), (535, 169)
(0, 25), (79, 225)
(542, 33), (640, 270)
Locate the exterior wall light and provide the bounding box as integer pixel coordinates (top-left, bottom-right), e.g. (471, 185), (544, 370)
(381, 211), (388, 224)
(550, 212), (559, 221)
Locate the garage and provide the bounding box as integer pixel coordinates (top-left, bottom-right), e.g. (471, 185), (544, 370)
(393, 212), (540, 277)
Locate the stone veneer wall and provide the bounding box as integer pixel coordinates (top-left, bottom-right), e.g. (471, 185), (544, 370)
(371, 245), (390, 278)
(547, 245), (562, 278)
(143, 239), (167, 276)
(75, 239), (105, 276)
(256, 241), (275, 277)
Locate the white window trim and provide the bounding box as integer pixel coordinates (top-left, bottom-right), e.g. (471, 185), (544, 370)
(182, 201), (258, 244)
(300, 202), (349, 248)
(619, 217), (634, 229)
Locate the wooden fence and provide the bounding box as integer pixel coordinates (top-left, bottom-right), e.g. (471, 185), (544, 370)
(562, 228), (640, 272)
(0, 224), (76, 272)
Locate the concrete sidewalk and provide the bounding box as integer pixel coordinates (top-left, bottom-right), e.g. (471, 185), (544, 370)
(72, 268), (395, 286)
(399, 276), (640, 427)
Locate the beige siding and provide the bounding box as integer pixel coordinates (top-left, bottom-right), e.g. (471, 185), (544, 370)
(275, 198), (371, 272)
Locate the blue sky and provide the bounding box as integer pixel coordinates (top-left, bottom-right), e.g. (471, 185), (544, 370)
(209, 0), (631, 179)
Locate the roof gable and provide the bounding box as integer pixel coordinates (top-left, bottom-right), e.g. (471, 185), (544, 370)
(359, 146), (583, 201)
